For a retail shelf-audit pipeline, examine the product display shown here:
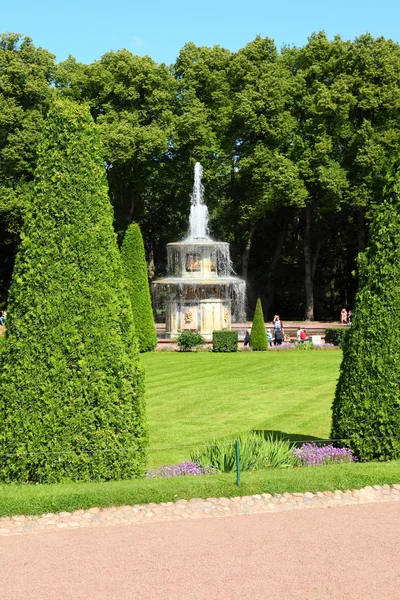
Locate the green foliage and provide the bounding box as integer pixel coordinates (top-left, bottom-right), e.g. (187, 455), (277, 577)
(190, 433), (297, 473)
(294, 341), (316, 351)
(325, 328), (349, 347)
(332, 157), (400, 461)
(142, 351), (341, 466)
(249, 298), (268, 350)
(212, 330), (238, 352)
(120, 223), (157, 352)
(0, 34), (56, 304)
(1, 460), (400, 517)
(175, 331), (205, 351)
(0, 99), (148, 483)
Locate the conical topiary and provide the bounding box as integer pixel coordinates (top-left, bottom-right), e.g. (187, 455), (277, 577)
(0, 98), (147, 483)
(120, 223), (157, 352)
(331, 157), (400, 461)
(249, 298), (268, 350)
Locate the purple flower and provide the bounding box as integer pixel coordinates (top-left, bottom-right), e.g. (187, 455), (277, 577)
(293, 442), (356, 466)
(146, 460), (216, 479)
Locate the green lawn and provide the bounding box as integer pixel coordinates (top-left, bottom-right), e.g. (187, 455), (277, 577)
(2, 461), (400, 517)
(2, 349), (400, 517)
(143, 351), (342, 466)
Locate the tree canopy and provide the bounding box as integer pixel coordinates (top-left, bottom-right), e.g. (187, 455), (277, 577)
(1, 31), (400, 320)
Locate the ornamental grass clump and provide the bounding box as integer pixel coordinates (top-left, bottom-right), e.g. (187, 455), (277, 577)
(293, 442), (356, 466)
(191, 433), (297, 473)
(146, 461), (216, 478)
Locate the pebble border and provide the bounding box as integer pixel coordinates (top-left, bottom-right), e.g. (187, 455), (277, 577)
(1, 484), (399, 536)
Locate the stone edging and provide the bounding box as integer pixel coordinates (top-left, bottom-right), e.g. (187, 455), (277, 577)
(1, 484), (399, 536)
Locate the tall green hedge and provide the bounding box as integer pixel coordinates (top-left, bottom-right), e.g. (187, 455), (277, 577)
(0, 99), (148, 483)
(249, 298), (268, 351)
(331, 159), (400, 462)
(120, 223), (157, 352)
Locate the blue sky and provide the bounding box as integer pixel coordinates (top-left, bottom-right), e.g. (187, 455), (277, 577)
(2, 0), (399, 65)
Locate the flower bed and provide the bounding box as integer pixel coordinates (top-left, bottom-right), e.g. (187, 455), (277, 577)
(146, 461), (216, 478)
(293, 442), (356, 466)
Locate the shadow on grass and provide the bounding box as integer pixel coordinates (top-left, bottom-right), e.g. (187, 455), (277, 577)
(253, 429), (329, 447)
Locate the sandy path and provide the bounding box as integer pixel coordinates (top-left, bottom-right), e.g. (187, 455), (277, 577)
(1, 502), (399, 600)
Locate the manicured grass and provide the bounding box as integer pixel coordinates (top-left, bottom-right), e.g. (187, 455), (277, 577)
(143, 351), (342, 466)
(1, 460), (399, 517)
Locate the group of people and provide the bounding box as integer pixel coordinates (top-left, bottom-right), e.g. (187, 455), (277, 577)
(243, 313), (311, 347)
(340, 308), (353, 326)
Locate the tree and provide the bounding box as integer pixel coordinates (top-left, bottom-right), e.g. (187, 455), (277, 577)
(56, 50), (183, 275)
(227, 37), (308, 305)
(0, 98), (147, 483)
(0, 33), (56, 304)
(120, 223), (157, 352)
(249, 298), (268, 350)
(331, 156), (400, 461)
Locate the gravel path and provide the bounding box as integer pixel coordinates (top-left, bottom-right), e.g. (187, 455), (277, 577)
(1, 501), (399, 599)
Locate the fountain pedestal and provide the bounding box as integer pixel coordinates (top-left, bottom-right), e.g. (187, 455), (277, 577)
(154, 240), (244, 337)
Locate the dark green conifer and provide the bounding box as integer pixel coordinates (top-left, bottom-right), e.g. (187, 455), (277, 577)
(120, 223), (157, 352)
(249, 298), (268, 350)
(0, 99), (147, 483)
(331, 157), (400, 461)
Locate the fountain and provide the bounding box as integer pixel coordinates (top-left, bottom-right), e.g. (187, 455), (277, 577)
(152, 163), (246, 337)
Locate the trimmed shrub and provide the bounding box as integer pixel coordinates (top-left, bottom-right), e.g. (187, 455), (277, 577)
(249, 298), (268, 351)
(0, 99), (148, 483)
(175, 331), (205, 351)
(325, 328), (348, 347)
(212, 330), (238, 352)
(120, 223), (157, 352)
(331, 157), (400, 462)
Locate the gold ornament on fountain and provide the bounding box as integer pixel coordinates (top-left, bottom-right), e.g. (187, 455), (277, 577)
(184, 310), (193, 324)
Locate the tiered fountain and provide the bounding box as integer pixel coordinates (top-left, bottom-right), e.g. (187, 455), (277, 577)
(152, 163), (246, 337)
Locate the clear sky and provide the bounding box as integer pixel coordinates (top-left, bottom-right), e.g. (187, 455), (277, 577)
(3, 0), (399, 65)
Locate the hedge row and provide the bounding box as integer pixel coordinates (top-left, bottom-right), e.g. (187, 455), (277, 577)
(212, 330), (238, 352)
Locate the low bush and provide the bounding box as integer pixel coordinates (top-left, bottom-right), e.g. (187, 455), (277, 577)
(212, 330), (238, 352)
(325, 328), (348, 347)
(190, 433), (297, 473)
(175, 331), (206, 351)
